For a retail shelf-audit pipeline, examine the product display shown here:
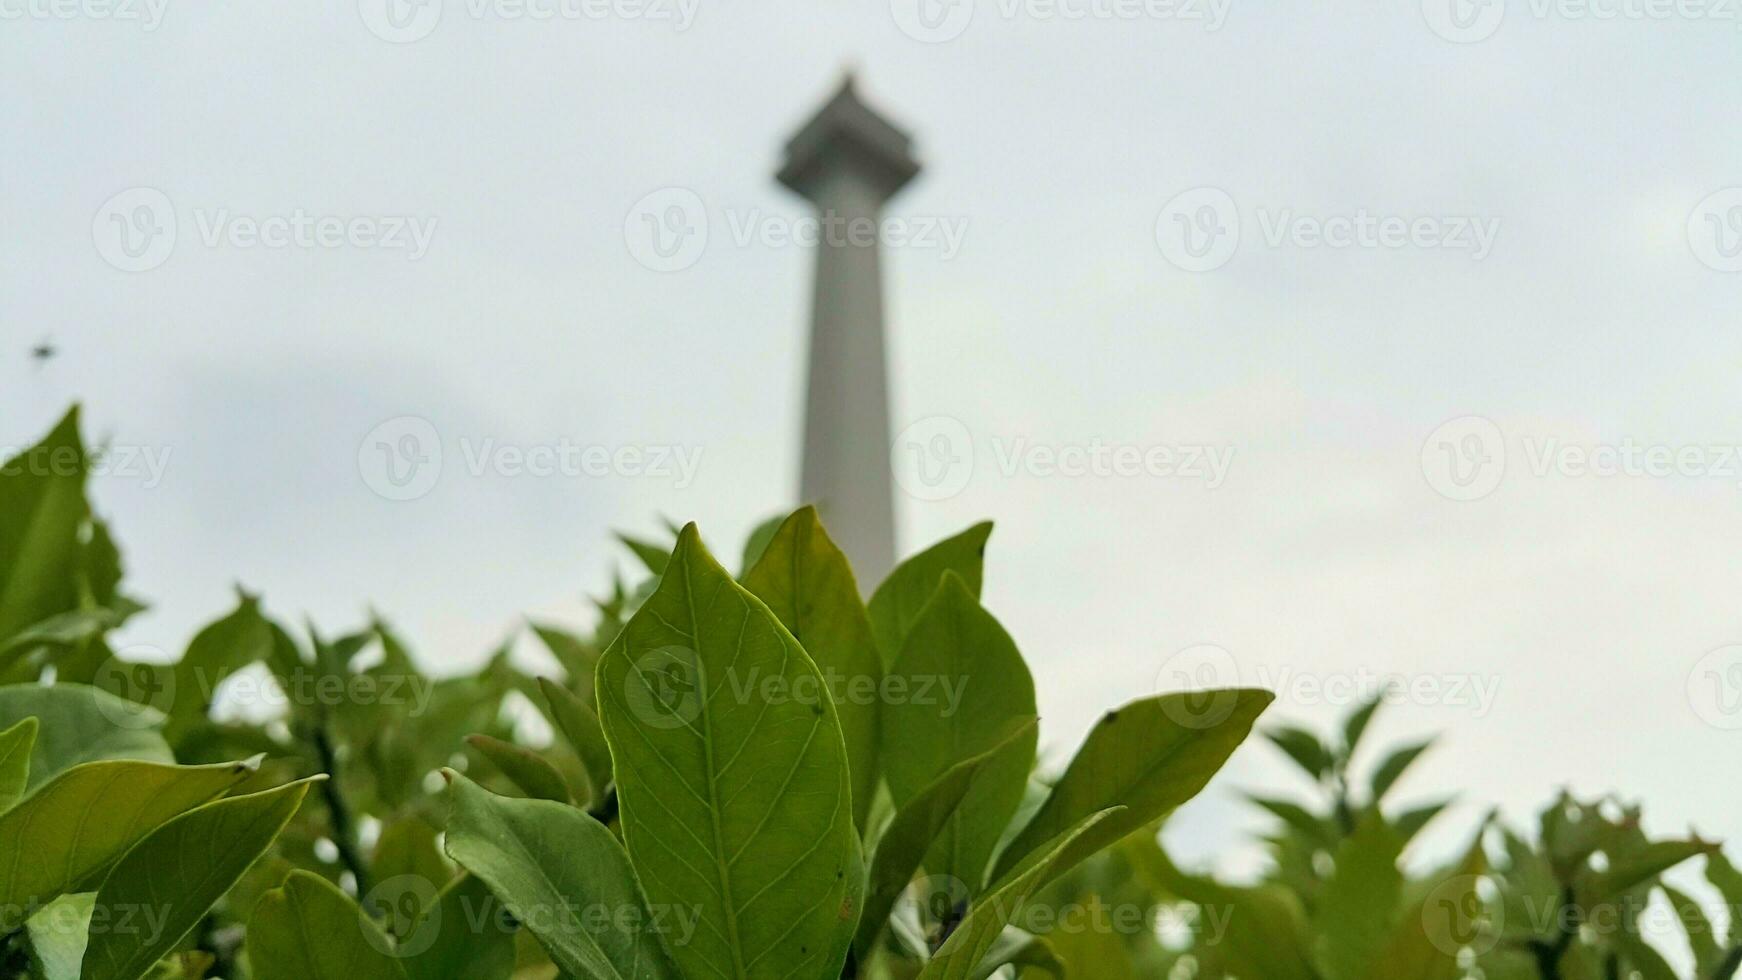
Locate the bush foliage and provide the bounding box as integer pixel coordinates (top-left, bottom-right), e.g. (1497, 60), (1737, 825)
(0, 407), (1733, 980)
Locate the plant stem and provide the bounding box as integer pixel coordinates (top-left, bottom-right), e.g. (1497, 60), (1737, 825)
(310, 723), (373, 901)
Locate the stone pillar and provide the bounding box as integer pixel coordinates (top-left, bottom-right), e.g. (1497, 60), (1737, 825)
(778, 75), (921, 588)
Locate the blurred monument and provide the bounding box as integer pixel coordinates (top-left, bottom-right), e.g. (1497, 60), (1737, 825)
(778, 74), (920, 588)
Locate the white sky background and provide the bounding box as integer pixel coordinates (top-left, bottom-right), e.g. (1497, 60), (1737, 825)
(5, 0), (1742, 916)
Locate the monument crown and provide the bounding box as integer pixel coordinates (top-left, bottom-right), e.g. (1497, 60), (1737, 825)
(777, 74), (922, 203)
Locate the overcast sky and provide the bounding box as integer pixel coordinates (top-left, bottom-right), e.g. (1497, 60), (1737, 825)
(6, 0), (1742, 929)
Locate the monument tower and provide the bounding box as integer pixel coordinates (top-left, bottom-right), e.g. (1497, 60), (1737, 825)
(778, 74), (920, 587)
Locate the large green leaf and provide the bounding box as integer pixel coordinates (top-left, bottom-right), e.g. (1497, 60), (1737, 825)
(742, 505), (882, 831)
(0, 683), (173, 789)
(1311, 815), (1404, 980)
(882, 572), (1035, 893)
(442, 772), (679, 980)
(990, 690), (1272, 886)
(0, 407), (90, 646)
(81, 776), (319, 980)
(0, 757), (259, 911)
(595, 524), (863, 980)
(854, 718), (1037, 958)
(0, 715), (38, 812)
(866, 522), (992, 663)
(403, 873), (516, 980)
(916, 808), (1121, 980)
(247, 870), (410, 980)
(1579, 839), (1717, 904)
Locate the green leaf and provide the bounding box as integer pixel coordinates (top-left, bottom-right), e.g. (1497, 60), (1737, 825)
(1247, 794), (1335, 848)
(742, 505), (882, 831)
(1342, 694), (1384, 758)
(1708, 851), (1742, 917)
(617, 532), (672, 578)
(738, 513), (786, 577)
(1369, 830), (1486, 980)
(442, 772), (680, 980)
(1580, 839), (1717, 904)
(539, 677), (613, 806)
(866, 522), (992, 663)
(531, 624), (598, 699)
(916, 808), (1121, 980)
(402, 873), (516, 980)
(81, 776), (321, 980)
(1266, 726), (1332, 781)
(882, 572), (1036, 893)
(1665, 884), (1719, 975)
(0, 683), (173, 789)
(0, 757), (259, 912)
(246, 870), (410, 980)
(0, 715), (38, 812)
(595, 523), (864, 980)
(466, 734), (573, 804)
(991, 690), (1271, 887)
(1311, 816), (1404, 980)
(22, 892), (95, 980)
(162, 591), (275, 745)
(1370, 738), (1434, 803)
(854, 718), (1037, 958)
(0, 407), (90, 646)
(1392, 798), (1453, 845)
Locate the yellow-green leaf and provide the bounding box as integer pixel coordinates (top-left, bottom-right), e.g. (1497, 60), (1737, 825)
(82, 776), (321, 980)
(743, 505), (882, 831)
(247, 870), (409, 980)
(0, 757), (258, 911)
(595, 523), (863, 980)
(882, 572), (1036, 893)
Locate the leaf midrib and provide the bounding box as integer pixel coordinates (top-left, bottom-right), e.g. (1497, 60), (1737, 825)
(686, 557), (750, 980)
